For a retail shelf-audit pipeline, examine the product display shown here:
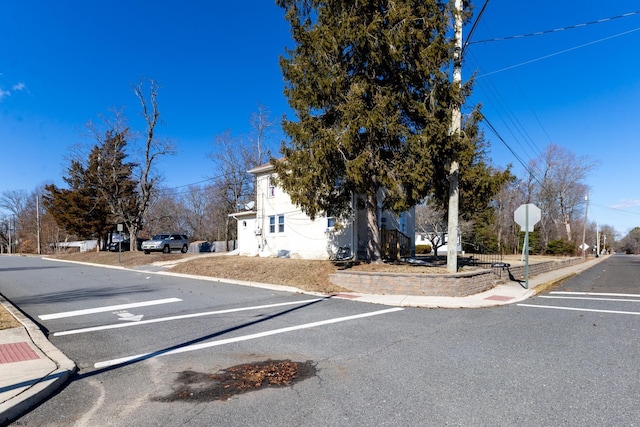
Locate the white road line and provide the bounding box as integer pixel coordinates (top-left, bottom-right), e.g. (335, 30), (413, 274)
(39, 298), (183, 320)
(53, 298), (327, 336)
(540, 296), (640, 303)
(94, 307), (404, 369)
(550, 291), (640, 298)
(518, 303), (640, 316)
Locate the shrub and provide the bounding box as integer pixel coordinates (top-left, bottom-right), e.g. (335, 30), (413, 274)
(416, 244), (432, 254)
(546, 239), (576, 256)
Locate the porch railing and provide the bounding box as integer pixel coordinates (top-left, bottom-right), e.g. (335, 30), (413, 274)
(381, 229), (412, 261)
(462, 242), (509, 278)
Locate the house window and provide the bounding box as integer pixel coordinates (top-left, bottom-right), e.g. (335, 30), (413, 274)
(327, 217), (336, 230)
(268, 176), (276, 198)
(269, 215), (285, 233)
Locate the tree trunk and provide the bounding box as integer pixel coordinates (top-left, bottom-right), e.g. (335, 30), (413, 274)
(564, 218), (572, 242)
(365, 192), (381, 263)
(128, 224), (140, 252)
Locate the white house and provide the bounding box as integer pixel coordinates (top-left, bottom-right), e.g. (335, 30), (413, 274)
(231, 162), (415, 260)
(415, 232), (462, 255)
(52, 239), (99, 253)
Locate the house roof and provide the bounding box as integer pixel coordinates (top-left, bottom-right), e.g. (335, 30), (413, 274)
(247, 162), (275, 175)
(248, 157), (289, 175)
(228, 210), (257, 219)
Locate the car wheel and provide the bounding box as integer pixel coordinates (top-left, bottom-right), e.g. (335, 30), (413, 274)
(181, 244), (188, 254)
(163, 245), (170, 254)
(144, 250), (150, 254)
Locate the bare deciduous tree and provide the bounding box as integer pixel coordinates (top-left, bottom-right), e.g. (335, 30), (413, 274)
(415, 203), (447, 256)
(129, 79), (176, 248)
(532, 144), (596, 244)
(180, 185), (220, 241)
(207, 105), (275, 248)
(83, 80), (176, 249)
(208, 131), (253, 246)
(247, 104), (274, 169)
(492, 179), (527, 254)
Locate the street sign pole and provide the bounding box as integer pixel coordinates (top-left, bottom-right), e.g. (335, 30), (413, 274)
(117, 223), (124, 264)
(525, 204), (529, 289)
(514, 203), (541, 290)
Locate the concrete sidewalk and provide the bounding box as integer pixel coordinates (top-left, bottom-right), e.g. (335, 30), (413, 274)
(0, 255), (606, 424)
(334, 256), (606, 308)
(0, 294), (76, 425)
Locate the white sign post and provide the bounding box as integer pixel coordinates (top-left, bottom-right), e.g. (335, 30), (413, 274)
(117, 223), (124, 264)
(514, 204), (541, 289)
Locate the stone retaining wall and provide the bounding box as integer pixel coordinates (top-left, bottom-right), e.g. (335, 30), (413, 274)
(330, 257), (585, 297)
(329, 269), (495, 297)
(504, 257), (583, 281)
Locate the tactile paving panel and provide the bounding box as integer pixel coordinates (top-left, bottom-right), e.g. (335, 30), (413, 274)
(0, 342), (40, 364)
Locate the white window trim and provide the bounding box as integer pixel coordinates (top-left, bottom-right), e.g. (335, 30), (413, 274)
(277, 214), (285, 233)
(269, 215), (276, 234)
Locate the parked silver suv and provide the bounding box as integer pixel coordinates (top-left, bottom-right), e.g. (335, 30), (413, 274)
(142, 233), (190, 254)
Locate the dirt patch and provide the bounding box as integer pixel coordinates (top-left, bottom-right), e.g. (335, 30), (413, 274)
(0, 305), (21, 329)
(169, 256), (347, 293)
(50, 250), (186, 268)
(154, 359), (317, 402)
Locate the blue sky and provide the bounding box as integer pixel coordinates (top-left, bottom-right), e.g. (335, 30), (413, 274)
(1, 1), (639, 237)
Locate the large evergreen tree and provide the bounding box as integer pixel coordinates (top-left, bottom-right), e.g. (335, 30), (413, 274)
(88, 129), (141, 244)
(274, 0), (472, 261)
(43, 159), (112, 245)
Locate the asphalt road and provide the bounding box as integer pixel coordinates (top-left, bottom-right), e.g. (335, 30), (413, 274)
(2, 254), (640, 426)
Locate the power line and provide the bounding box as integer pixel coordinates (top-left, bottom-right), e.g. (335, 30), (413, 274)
(469, 11), (640, 45)
(482, 116), (541, 184)
(462, 0), (490, 55)
(466, 49), (545, 165)
(591, 202), (640, 217)
(477, 27), (640, 78)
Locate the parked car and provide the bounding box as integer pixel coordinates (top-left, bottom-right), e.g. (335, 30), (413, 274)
(141, 233), (190, 254)
(108, 239), (130, 252)
(108, 238), (143, 252)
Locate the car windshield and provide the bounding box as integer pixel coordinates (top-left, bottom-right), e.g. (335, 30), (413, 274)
(152, 234), (169, 240)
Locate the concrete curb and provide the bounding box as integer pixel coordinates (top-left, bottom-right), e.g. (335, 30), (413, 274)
(0, 295), (77, 425)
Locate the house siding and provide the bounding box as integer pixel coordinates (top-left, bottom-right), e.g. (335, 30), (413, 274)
(232, 163), (415, 260)
(253, 171), (353, 259)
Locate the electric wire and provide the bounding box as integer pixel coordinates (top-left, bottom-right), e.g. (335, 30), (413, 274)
(477, 27), (640, 78)
(468, 11), (640, 45)
(157, 11), (640, 230)
(465, 49), (545, 168)
(462, 8), (640, 226)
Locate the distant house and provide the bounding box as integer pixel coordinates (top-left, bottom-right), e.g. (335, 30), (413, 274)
(415, 232), (461, 255)
(230, 162), (415, 260)
(51, 239), (98, 253)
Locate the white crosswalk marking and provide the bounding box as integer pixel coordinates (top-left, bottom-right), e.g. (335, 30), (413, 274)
(53, 298), (328, 336)
(39, 298), (183, 320)
(518, 303), (640, 316)
(93, 307), (404, 369)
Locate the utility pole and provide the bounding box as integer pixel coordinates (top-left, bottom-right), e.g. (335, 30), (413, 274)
(36, 193), (41, 255)
(447, 0), (463, 273)
(581, 192), (589, 258)
(8, 215), (12, 255)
